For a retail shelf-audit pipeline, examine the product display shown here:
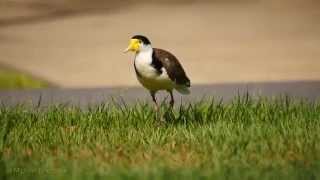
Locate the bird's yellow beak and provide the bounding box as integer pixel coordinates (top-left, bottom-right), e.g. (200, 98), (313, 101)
(123, 39), (140, 53)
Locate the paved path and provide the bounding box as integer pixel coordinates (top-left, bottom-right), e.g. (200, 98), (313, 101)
(0, 1), (320, 87)
(1, 81), (319, 108)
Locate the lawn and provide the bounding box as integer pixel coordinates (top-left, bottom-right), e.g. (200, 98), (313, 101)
(0, 68), (48, 89)
(0, 96), (319, 180)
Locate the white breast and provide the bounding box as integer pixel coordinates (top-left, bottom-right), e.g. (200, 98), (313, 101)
(134, 49), (174, 91)
(134, 50), (158, 79)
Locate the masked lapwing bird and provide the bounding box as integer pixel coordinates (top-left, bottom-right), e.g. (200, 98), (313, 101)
(124, 35), (191, 108)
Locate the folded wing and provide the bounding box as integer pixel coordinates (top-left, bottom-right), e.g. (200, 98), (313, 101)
(153, 48), (191, 87)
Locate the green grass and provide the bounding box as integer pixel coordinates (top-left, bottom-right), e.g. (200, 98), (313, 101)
(0, 68), (48, 89)
(0, 96), (320, 180)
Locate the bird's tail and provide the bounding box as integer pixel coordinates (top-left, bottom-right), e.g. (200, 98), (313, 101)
(175, 85), (190, 95)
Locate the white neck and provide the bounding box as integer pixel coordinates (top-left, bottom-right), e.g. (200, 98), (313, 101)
(139, 44), (152, 53)
(135, 44), (153, 63)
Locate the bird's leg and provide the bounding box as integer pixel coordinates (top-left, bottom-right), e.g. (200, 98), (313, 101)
(150, 91), (159, 111)
(150, 91), (166, 123)
(168, 90), (174, 108)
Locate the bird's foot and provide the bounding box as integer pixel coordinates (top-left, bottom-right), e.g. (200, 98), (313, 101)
(154, 104), (159, 111)
(169, 100), (174, 108)
(155, 116), (166, 127)
(154, 105), (167, 125)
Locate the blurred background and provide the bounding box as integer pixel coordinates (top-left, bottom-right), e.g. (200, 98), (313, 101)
(0, 0), (319, 89)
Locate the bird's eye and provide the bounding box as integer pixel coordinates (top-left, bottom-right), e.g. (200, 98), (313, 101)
(138, 40), (142, 44)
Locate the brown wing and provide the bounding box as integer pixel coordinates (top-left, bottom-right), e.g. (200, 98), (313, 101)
(153, 48), (190, 87)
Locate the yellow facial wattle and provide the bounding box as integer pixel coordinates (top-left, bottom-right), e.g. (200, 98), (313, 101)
(124, 39), (140, 53)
